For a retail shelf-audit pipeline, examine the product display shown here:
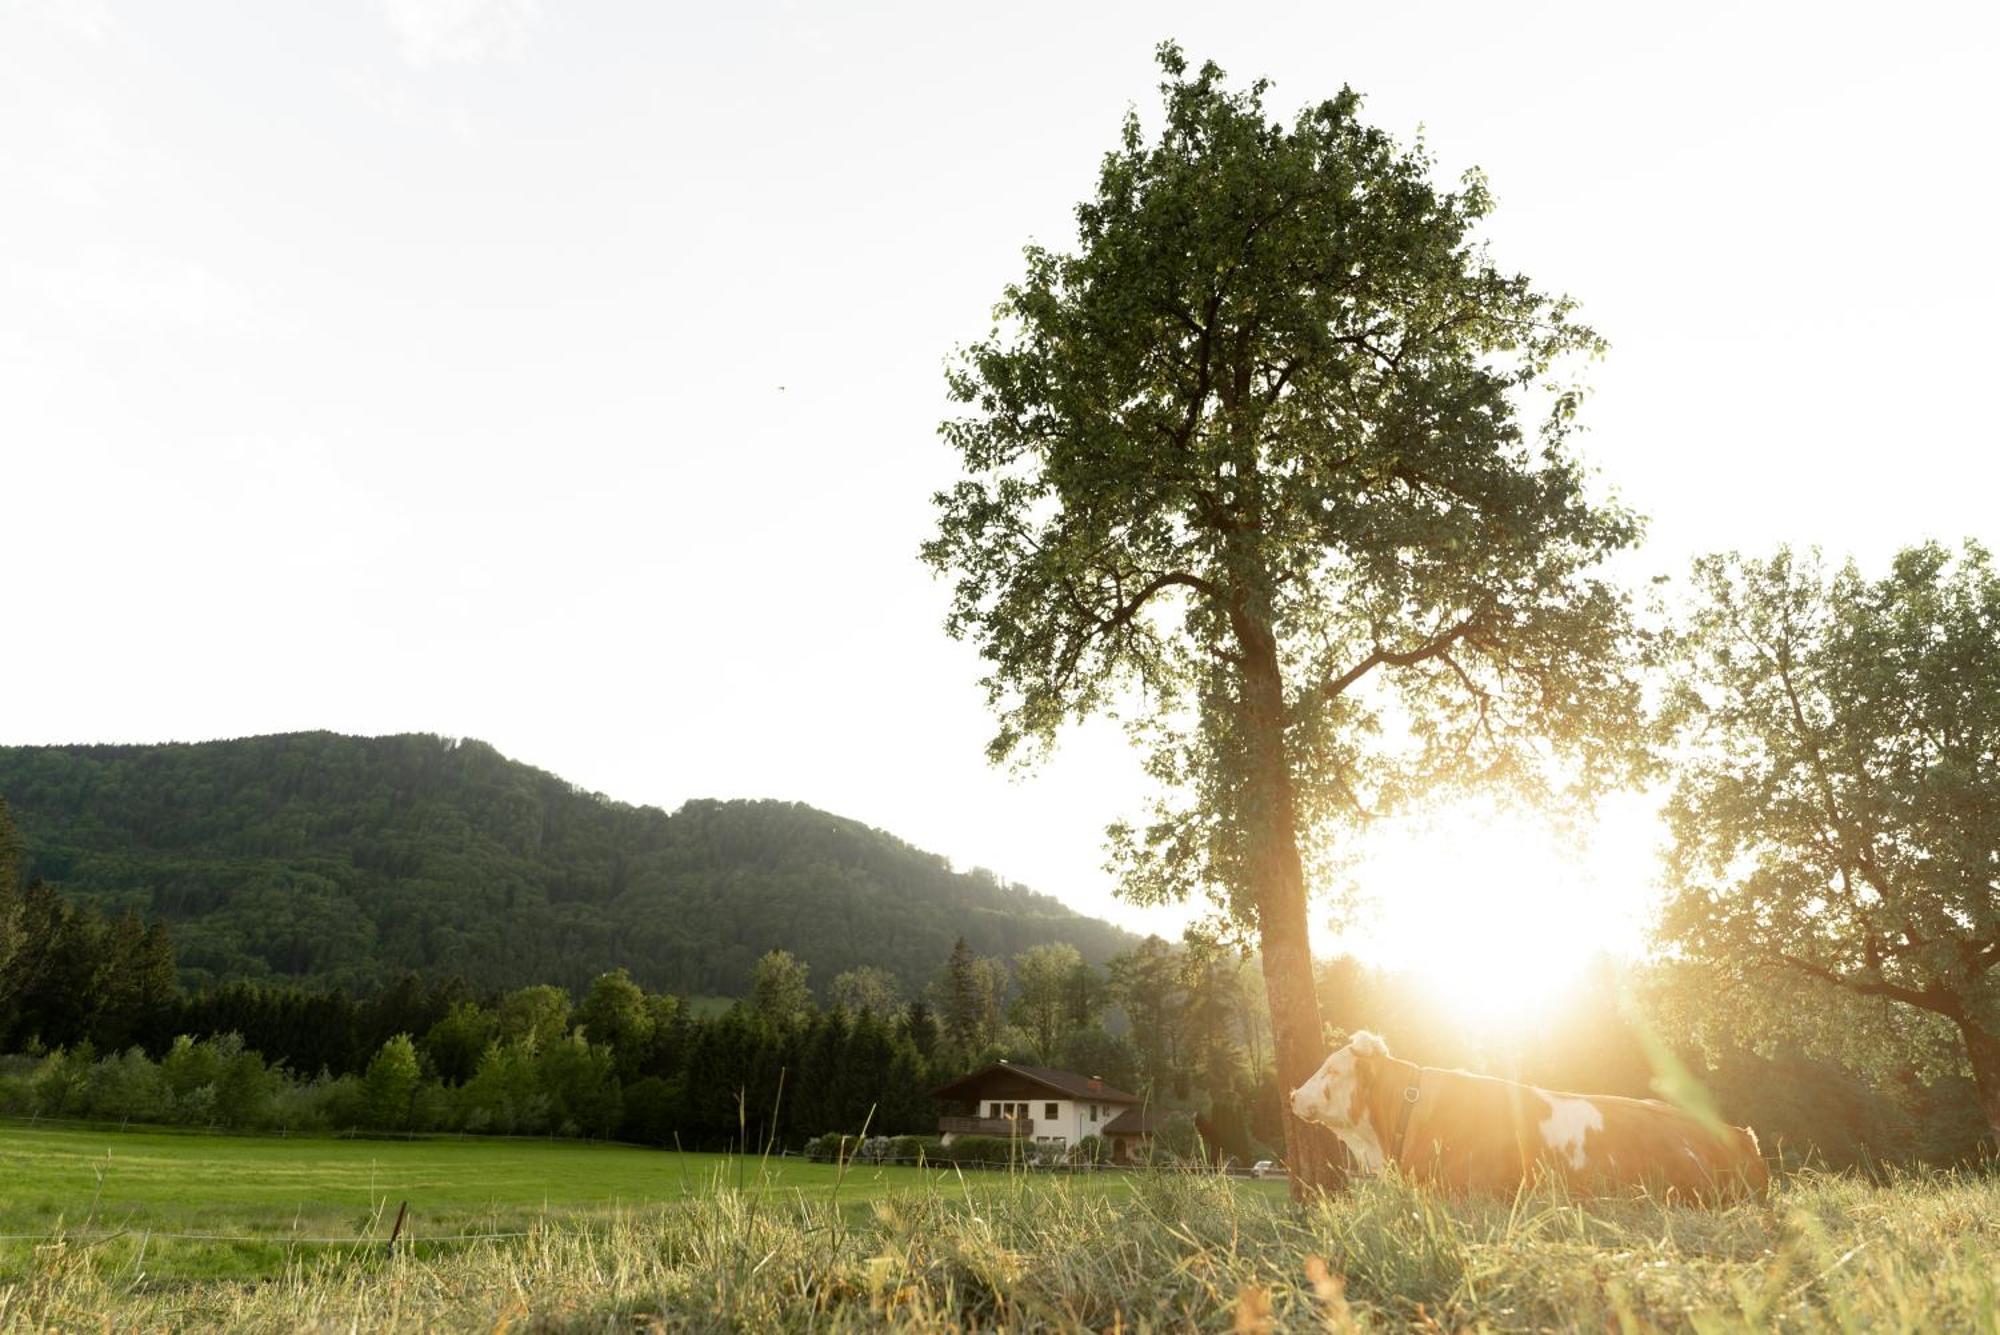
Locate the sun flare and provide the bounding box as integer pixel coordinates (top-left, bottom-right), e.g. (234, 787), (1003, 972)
(1320, 799), (1659, 1028)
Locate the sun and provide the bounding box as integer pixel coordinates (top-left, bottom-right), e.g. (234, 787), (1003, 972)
(1318, 797), (1659, 1027)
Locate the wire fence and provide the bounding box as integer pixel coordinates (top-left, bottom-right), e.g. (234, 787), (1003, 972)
(0, 1230), (534, 1246)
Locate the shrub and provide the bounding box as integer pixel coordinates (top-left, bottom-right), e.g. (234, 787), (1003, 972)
(160, 1035), (223, 1106)
(618, 1076), (679, 1146)
(268, 1074), (342, 1134)
(459, 1039), (547, 1136)
(30, 1048), (91, 1118)
(938, 1134), (1020, 1167)
(212, 1046), (280, 1130)
(0, 1071), (32, 1117)
(83, 1047), (169, 1123)
(1145, 1112), (1205, 1167)
(1028, 1139), (1068, 1168)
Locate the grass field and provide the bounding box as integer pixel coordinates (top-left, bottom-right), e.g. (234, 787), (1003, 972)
(1, 1121), (1995, 1331)
(0, 1122), (1168, 1281)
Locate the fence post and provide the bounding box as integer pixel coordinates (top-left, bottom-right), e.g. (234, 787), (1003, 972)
(387, 1200), (408, 1254)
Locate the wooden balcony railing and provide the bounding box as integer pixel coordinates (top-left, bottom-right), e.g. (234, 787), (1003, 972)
(938, 1116), (1034, 1137)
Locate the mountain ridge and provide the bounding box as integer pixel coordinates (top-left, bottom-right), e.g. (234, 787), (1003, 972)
(0, 731), (1138, 995)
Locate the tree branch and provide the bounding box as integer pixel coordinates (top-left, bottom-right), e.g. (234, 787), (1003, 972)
(1767, 951), (1960, 1018)
(1321, 609), (1485, 700)
(1437, 649), (1501, 750)
(1101, 572), (1219, 628)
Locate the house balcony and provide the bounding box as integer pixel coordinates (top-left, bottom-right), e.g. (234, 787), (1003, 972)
(939, 1116), (1034, 1137)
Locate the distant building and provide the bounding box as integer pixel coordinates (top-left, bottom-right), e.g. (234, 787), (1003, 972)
(930, 1062), (1158, 1160)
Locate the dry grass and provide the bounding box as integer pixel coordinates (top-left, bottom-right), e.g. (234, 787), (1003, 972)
(2, 1164), (1996, 1331)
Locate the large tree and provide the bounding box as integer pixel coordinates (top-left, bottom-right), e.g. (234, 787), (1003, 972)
(1656, 543), (2000, 1143)
(925, 46), (1641, 1191)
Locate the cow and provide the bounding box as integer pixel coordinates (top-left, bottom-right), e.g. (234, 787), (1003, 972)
(1289, 1031), (1768, 1201)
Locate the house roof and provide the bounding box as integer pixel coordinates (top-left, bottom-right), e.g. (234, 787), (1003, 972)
(929, 1062), (1141, 1105)
(1102, 1106), (1173, 1136)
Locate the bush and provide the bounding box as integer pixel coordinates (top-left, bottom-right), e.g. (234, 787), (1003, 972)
(802, 1132), (848, 1163)
(83, 1047), (169, 1123)
(212, 1044), (281, 1130)
(30, 1048), (91, 1118)
(618, 1076), (679, 1146)
(0, 1070), (32, 1117)
(888, 1135), (943, 1164)
(268, 1073), (343, 1134)
(1069, 1134), (1108, 1165)
(937, 1134), (1020, 1167)
(1027, 1139), (1068, 1168)
(1144, 1112), (1205, 1167)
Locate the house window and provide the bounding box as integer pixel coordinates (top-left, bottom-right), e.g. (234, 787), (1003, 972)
(1045, 1102), (1059, 1120)
(1089, 1104), (1098, 1123)
(989, 1102), (1000, 1119)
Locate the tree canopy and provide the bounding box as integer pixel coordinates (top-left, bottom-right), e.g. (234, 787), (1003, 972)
(925, 43), (1642, 1189)
(1656, 542), (2000, 1139)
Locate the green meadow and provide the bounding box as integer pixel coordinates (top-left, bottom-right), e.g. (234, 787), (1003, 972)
(2, 1122), (1996, 1331)
(0, 1122), (1180, 1279)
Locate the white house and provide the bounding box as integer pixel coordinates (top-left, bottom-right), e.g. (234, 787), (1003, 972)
(931, 1061), (1158, 1160)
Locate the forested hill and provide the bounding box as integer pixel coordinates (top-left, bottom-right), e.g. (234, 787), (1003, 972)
(0, 733), (1137, 996)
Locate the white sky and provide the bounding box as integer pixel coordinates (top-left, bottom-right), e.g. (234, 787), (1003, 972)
(5, 0), (1995, 960)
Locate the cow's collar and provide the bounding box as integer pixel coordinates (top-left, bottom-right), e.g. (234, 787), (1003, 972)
(1388, 1072), (1424, 1164)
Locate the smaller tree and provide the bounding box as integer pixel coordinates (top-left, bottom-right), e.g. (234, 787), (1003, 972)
(538, 1034), (622, 1138)
(1657, 543), (2000, 1143)
(1181, 944), (1251, 1097)
(212, 1041), (279, 1129)
(360, 1033), (422, 1130)
(1108, 937), (1187, 1095)
(497, 984), (571, 1051)
(829, 965), (904, 1019)
(460, 1038), (547, 1135)
(160, 1033), (223, 1106)
(425, 1001), (498, 1085)
(931, 938), (1010, 1060)
(576, 969), (655, 1078)
(750, 949), (815, 1026)
(1010, 943), (1086, 1060)
(1062, 955), (1111, 1035)
(1054, 1026), (1141, 1092)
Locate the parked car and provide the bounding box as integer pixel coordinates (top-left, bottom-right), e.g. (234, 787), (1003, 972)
(1250, 1159), (1277, 1179)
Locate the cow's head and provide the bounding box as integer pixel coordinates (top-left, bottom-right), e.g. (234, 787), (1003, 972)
(1289, 1030), (1392, 1173)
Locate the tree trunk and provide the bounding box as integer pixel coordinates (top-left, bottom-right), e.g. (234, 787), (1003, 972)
(1955, 1016), (2000, 1148)
(1234, 600), (1349, 1198)
(1257, 847), (1350, 1197)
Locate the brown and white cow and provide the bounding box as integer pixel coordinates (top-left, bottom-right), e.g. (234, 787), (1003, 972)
(1289, 1031), (1768, 1200)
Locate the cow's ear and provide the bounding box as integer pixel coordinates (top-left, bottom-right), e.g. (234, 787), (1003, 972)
(1349, 1030), (1390, 1059)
